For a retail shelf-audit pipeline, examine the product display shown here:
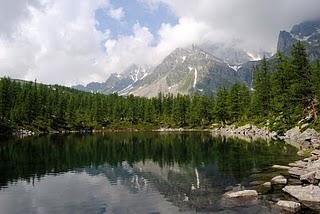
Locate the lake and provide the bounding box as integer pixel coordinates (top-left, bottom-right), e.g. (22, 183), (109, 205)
(0, 132), (299, 213)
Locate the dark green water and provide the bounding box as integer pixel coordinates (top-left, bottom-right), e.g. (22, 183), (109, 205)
(0, 132), (299, 213)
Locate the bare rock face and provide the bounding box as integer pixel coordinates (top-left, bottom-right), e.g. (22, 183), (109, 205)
(271, 175), (287, 185)
(276, 200), (301, 213)
(223, 190), (258, 199)
(283, 185), (320, 211)
(277, 20), (320, 61)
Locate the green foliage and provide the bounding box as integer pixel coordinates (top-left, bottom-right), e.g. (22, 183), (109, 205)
(252, 57), (271, 117)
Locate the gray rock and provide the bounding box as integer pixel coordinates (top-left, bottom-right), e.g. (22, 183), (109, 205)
(283, 185), (320, 211)
(272, 165), (290, 170)
(289, 167), (310, 178)
(300, 171), (319, 184)
(223, 190), (258, 199)
(312, 150), (320, 156)
(276, 200), (301, 213)
(271, 175), (287, 185)
(249, 181), (264, 186)
(315, 171), (320, 180)
(262, 182), (271, 188)
(289, 161), (308, 168)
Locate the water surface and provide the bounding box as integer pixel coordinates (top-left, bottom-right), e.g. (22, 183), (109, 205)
(0, 132), (299, 213)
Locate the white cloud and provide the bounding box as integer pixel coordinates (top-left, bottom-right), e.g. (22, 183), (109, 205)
(102, 17), (232, 74)
(140, 0), (320, 51)
(0, 0), (43, 37)
(108, 7), (125, 21)
(1, 0), (320, 86)
(0, 0), (109, 85)
(104, 23), (155, 72)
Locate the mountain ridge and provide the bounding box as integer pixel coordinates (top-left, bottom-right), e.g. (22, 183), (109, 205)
(74, 19), (320, 97)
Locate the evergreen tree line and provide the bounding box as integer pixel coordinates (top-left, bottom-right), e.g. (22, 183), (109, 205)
(0, 42), (319, 134)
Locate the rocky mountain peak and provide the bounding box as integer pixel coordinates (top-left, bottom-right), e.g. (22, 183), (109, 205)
(277, 19), (320, 60)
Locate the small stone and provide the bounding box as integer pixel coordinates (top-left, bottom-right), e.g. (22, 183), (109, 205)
(297, 150), (305, 156)
(271, 175), (287, 185)
(276, 200), (301, 213)
(303, 155), (318, 162)
(272, 165), (291, 170)
(223, 190), (258, 199)
(249, 181), (264, 186)
(312, 150), (320, 156)
(313, 144), (320, 149)
(262, 182), (271, 188)
(289, 161), (307, 168)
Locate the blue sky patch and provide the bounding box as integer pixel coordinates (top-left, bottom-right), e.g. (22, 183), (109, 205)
(95, 0), (178, 41)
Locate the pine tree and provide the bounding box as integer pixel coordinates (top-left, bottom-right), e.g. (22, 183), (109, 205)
(252, 57), (271, 118)
(228, 82), (250, 122)
(214, 88), (230, 125)
(290, 42), (313, 115)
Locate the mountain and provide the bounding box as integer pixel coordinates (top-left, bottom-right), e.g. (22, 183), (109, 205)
(73, 65), (152, 94)
(73, 46), (260, 97)
(74, 20), (320, 97)
(277, 20), (320, 60)
(126, 47), (241, 97)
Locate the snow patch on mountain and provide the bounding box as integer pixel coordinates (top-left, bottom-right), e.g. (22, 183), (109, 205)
(247, 52), (262, 61)
(182, 56), (187, 63)
(193, 68), (198, 88)
(228, 65), (242, 71)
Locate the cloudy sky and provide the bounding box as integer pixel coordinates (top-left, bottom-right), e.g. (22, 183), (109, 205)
(0, 0), (320, 86)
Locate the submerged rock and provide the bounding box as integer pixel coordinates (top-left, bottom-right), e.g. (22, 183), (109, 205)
(283, 185), (320, 211)
(276, 200), (301, 213)
(221, 190), (259, 208)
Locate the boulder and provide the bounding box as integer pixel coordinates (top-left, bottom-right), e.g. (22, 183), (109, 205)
(283, 185), (320, 211)
(223, 190), (258, 199)
(271, 175), (287, 185)
(300, 171), (318, 184)
(284, 127), (301, 140)
(276, 200), (301, 213)
(299, 129), (320, 142)
(288, 167), (310, 178)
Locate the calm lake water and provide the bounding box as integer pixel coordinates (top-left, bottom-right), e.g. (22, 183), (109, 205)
(0, 132), (299, 214)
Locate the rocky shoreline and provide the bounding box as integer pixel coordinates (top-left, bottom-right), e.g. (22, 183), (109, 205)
(213, 124), (320, 147)
(212, 124), (278, 141)
(217, 124), (320, 213)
